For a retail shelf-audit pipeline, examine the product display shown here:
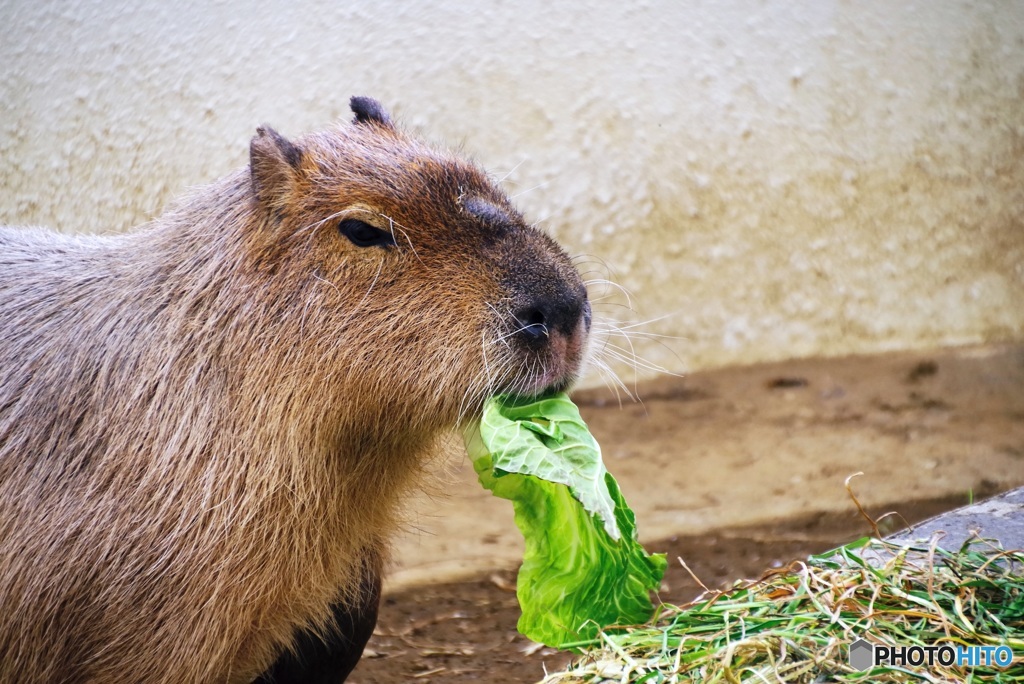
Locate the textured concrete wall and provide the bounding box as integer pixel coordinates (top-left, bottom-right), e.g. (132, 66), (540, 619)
(2, 0), (1022, 383)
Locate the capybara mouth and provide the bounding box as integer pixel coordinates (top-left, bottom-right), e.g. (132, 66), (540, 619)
(497, 298), (591, 398)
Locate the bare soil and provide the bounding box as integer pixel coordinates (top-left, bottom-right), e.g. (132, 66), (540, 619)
(349, 344), (1024, 683)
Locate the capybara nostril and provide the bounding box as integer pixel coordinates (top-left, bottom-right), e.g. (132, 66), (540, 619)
(515, 306), (549, 341)
(583, 298), (592, 333)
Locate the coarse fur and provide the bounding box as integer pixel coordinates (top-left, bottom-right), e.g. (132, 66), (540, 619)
(0, 98), (589, 683)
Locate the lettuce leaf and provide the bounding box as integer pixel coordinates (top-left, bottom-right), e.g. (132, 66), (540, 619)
(465, 392), (667, 649)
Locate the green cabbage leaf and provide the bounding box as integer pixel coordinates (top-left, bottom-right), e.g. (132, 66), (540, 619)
(465, 392), (667, 649)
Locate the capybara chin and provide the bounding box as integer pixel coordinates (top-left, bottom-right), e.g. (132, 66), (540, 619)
(0, 97), (591, 683)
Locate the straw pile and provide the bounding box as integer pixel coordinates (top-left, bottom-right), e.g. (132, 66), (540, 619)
(541, 537), (1023, 683)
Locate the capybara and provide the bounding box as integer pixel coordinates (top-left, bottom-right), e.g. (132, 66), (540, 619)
(0, 97), (590, 683)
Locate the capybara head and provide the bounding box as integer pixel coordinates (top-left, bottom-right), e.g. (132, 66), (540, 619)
(244, 96), (590, 427)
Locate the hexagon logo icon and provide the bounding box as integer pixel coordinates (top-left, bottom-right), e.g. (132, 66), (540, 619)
(849, 638), (874, 671)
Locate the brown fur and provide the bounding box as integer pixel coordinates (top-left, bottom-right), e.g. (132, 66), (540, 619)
(0, 101), (588, 682)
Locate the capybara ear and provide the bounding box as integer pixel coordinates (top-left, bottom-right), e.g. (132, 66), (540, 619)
(250, 126), (304, 210)
(350, 96), (394, 129)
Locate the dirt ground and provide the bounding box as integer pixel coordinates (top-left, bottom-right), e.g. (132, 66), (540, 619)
(349, 343), (1024, 683)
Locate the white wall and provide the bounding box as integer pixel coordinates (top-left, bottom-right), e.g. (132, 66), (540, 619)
(2, 0), (1022, 381)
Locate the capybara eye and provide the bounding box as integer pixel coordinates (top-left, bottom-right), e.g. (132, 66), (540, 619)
(338, 219), (396, 248)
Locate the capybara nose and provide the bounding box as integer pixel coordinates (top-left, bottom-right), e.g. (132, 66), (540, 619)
(514, 291), (589, 343)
